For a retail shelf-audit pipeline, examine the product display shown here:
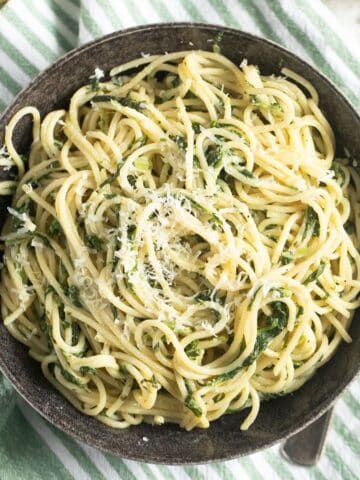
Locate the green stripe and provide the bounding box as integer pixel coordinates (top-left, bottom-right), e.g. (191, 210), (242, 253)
(184, 465), (205, 480)
(3, 7), (59, 62)
(80, 5), (104, 39)
(266, 0), (359, 106)
(0, 32), (39, 77)
(325, 444), (357, 480)
(0, 65), (23, 95)
(212, 462), (245, 480)
(181, 0), (207, 22)
(209, 0), (240, 27)
(332, 414), (360, 457)
(0, 98), (6, 113)
(209, 0), (282, 47)
(264, 451), (296, 480)
(342, 390), (359, 417)
(150, 0), (175, 21)
(0, 404), (73, 480)
(237, 0), (284, 44)
(23, 1), (74, 52)
(51, 0), (80, 34)
(308, 465), (328, 480)
(95, 0), (124, 30)
(239, 457), (264, 480)
(157, 465), (177, 480)
(301, 0), (360, 78)
(47, 424), (106, 480)
(105, 455), (137, 480)
(140, 463), (158, 480)
(125, 0), (148, 25)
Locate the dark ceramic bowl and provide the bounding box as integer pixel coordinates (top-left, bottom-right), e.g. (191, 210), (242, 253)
(0, 23), (359, 465)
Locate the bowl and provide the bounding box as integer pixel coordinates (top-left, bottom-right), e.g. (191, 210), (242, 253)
(0, 23), (359, 464)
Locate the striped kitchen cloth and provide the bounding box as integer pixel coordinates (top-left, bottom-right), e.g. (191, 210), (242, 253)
(0, 1), (359, 479)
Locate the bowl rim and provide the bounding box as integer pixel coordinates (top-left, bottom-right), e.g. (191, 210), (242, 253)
(0, 21), (360, 465)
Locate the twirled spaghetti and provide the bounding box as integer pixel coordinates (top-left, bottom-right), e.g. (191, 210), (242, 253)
(0, 50), (359, 431)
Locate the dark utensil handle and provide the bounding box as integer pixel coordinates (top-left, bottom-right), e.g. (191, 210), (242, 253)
(281, 408), (334, 466)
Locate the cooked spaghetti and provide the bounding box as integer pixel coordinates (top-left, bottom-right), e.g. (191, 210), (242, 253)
(0, 50), (359, 431)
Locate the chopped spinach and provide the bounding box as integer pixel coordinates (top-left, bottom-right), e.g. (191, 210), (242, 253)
(237, 167), (256, 179)
(92, 94), (116, 102)
(38, 313), (52, 350)
(303, 262), (326, 285)
(127, 224), (136, 240)
(111, 304), (118, 319)
(60, 366), (82, 386)
(345, 220), (355, 235)
(171, 75), (180, 87)
(170, 135), (187, 150)
(185, 394), (203, 417)
(332, 160), (345, 186)
(79, 366), (97, 375)
(185, 340), (201, 360)
(303, 206), (320, 238)
(100, 163), (123, 187)
(85, 234), (103, 252)
(243, 301), (289, 367)
(48, 219), (62, 238)
(66, 285), (82, 308)
(210, 366), (243, 385)
(192, 123), (201, 134)
(206, 144), (223, 168)
(120, 95), (146, 111)
(281, 251), (294, 265)
(10, 200), (33, 230)
(71, 322), (81, 345)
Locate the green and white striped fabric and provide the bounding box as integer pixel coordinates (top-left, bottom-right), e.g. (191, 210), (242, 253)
(0, 0), (359, 479)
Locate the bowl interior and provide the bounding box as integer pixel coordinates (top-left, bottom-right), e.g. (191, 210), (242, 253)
(0, 23), (359, 464)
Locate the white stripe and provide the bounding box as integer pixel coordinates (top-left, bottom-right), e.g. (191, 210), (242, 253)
(0, 49), (32, 88)
(253, 0), (313, 64)
(109, 0), (135, 28)
(279, 0), (360, 97)
(348, 377), (360, 398)
(90, 0), (120, 36)
(31, 0), (78, 47)
(78, 441), (122, 480)
(147, 464), (180, 480)
(78, 1), (106, 45)
(156, 0), (193, 22)
(203, 461), (248, 480)
(13, 0), (66, 57)
(327, 418), (360, 475)
(187, 0), (225, 24)
(225, 0), (263, 35)
(255, 449), (285, 480)
(175, 466), (198, 480)
(132, 0), (162, 24)
(18, 401), (92, 480)
(78, 21), (95, 45)
(305, 0), (360, 60)
(123, 458), (151, 480)
(0, 16), (49, 70)
(318, 452), (342, 480)
(336, 397), (360, 432)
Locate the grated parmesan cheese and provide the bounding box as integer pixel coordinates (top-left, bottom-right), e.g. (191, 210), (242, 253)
(90, 67), (104, 81)
(7, 207), (36, 233)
